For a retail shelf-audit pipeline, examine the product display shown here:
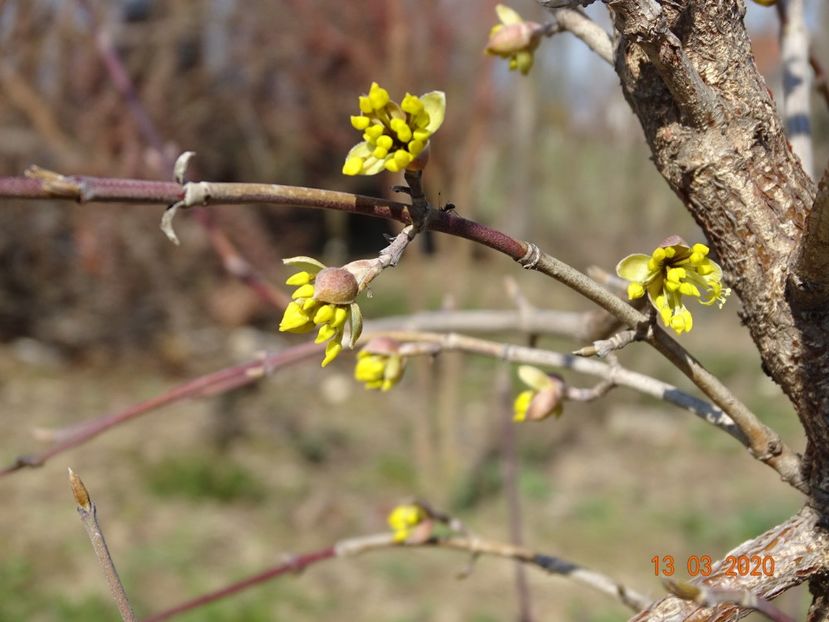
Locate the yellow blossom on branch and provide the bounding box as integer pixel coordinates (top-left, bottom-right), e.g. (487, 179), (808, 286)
(388, 503), (426, 542)
(513, 365), (565, 423)
(278, 256), (364, 367)
(342, 82), (446, 176)
(615, 237), (730, 335)
(485, 4), (545, 75)
(354, 337), (406, 391)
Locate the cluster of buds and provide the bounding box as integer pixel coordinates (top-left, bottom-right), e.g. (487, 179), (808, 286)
(343, 82), (445, 176)
(387, 503), (427, 543)
(354, 337), (407, 391)
(485, 4), (546, 75)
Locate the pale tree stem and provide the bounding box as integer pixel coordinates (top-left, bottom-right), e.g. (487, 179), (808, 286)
(778, 0), (814, 178)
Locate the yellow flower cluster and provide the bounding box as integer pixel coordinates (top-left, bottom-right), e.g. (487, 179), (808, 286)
(388, 504), (426, 543)
(485, 5), (544, 75)
(616, 239), (730, 335)
(278, 257), (363, 367)
(343, 82), (446, 176)
(354, 349), (406, 391)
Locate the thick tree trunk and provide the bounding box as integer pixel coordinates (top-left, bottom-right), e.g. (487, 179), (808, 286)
(608, 0), (829, 498)
(597, 0), (829, 618)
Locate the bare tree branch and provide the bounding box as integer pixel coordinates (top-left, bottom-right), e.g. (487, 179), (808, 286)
(0, 342), (322, 476)
(381, 330), (746, 444)
(143, 531), (649, 621)
(540, 5), (613, 64)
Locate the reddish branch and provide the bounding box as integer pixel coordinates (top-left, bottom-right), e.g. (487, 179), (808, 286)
(0, 342), (321, 476)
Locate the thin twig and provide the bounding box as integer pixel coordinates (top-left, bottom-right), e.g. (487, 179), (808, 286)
(777, 0), (814, 178)
(0, 343), (321, 476)
(143, 531), (649, 621)
(573, 328), (638, 357)
(541, 5), (614, 64)
(68, 468), (136, 622)
(372, 330), (746, 443)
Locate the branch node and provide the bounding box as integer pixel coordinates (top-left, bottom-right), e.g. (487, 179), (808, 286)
(25, 165), (82, 199)
(517, 243), (542, 270)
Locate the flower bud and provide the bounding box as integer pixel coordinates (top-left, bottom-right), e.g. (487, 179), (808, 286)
(312, 267), (359, 305)
(486, 21), (543, 56)
(524, 377), (565, 421)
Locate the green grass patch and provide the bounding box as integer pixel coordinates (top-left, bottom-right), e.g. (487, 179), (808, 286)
(144, 453), (266, 503)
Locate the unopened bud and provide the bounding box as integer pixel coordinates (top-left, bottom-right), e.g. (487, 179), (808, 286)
(524, 375), (565, 421)
(312, 267), (359, 305)
(486, 21), (543, 56)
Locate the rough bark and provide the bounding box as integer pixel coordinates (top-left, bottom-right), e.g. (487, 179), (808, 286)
(594, 0), (829, 618)
(630, 507), (829, 621)
(607, 0), (829, 500)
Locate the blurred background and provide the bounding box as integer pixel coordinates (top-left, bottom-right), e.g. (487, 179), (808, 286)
(0, 1), (826, 620)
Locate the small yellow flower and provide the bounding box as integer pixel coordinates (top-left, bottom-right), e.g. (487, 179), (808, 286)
(278, 256), (364, 367)
(750, 0), (776, 5)
(615, 237), (730, 335)
(354, 337), (406, 391)
(485, 4), (544, 75)
(513, 365), (565, 422)
(388, 503), (426, 542)
(343, 82), (446, 176)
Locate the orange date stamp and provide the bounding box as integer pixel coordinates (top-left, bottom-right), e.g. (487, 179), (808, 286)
(651, 554), (775, 578)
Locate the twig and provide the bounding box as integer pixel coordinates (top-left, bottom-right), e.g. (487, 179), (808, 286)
(573, 328), (638, 357)
(664, 580), (795, 622)
(372, 330), (746, 443)
(143, 531), (649, 621)
(0, 342), (321, 476)
(565, 377), (615, 402)
(68, 468), (136, 622)
(0, 171), (803, 490)
(540, 5), (614, 65)
(777, 0), (814, 178)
